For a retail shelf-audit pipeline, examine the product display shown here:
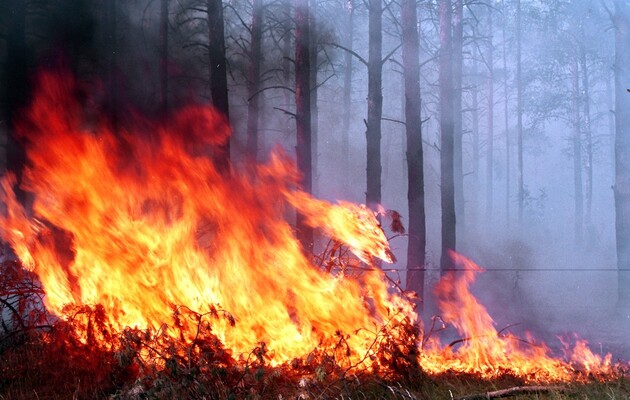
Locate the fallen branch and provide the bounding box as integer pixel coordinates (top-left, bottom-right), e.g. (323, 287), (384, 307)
(456, 385), (567, 400)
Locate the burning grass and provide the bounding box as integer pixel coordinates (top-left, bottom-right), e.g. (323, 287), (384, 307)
(0, 70), (628, 398)
(0, 264), (420, 399)
(0, 255), (628, 400)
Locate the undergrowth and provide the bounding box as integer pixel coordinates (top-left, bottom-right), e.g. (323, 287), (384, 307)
(1, 258), (629, 400)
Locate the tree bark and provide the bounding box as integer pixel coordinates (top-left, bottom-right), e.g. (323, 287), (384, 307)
(366, 0), (383, 209)
(471, 57), (479, 224)
(516, 0), (524, 224)
(580, 44), (594, 243)
(160, 0), (169, 115)
(502, 0), (510, 228)
(246, 0), (263, 162)
(106, 0), (119, 132)
(453, 0), (464, 232)
(2, 0), (29, 205)
(342, 0), (354, 195)
(439, 0), (456, 274)
(486, 6), (494, 222)
(614, 0), (630, 303)
(309, 0), (319, 196)
(207, 0), (231, 171)
(402, 0), (426, 311)
(295, 0), (314, 252)
(571, 58), (583, 244)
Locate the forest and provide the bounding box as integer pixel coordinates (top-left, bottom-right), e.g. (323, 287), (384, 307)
(1, 0), (630, 398)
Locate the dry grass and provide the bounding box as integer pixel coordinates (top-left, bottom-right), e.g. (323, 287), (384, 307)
(1, 325), (629, 400)
(2, 260), (629, 400)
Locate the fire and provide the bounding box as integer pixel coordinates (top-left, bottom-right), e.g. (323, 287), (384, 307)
(0, 71), (620, 381)
(0, 71), (413, 368)
(420, 251), (615, 381)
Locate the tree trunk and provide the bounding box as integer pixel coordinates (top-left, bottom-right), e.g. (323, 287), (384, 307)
(342, 0), (354, 196)
(309, 0), (319, 196)
(295, 0), (314, 253)
(571, 58), (583, 244)
(246, 0), (263, 162)
(607, 71), (615, 183)
(502, 0), (510, 228)
(2, 0), (28, 205)
(614, 0), (630, 303)
(366, 0), (383, 209)
(471, 55), (479, 226)
(207, 0), (231, 171)
(106, 0), (119, 132)
(160, 0), (169, 115)
(453, 0), (464, 233)
(402, 0), (426, 311)
(580, 44), (594, 243)
(516, 0), (524, 224)
(486, 6), (494, 222)
(439, 0), (456, 274)
(282, 0), (293, 139)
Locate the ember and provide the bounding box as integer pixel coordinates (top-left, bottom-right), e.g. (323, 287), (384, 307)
(0, 71), (623, 386)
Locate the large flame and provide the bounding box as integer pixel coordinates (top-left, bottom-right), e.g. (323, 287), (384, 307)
(0, 71), (619, 380)
(0, 71), (412, 367)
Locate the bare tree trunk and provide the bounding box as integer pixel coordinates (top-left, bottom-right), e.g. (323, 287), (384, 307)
(106, 0), (119, 132)
(283, 0), (293, 137)
(246, 0), (263, 162)
(486, 6), (494, 222)
(402, 0), (426, 311)
(614, 0), (630, 303)
(3, 0), (28, 205)
(471, 57), (479, 226)
(516, 0), (524, 224)
(439, 0), (456, 274)
(295, 0), (314, 252)
(207, 0), (231, 171)
(366, 0), (383, 209)
(160, 0), (169, 115)
(502, 0), (510, 228)
(342, 0), (354, 195)
(453, 0), (464, 232)
(580, 44), (594, 243)
(607, 71), (615, 183)
(571, 58), (583, 244)
(309, 0), (319, 196)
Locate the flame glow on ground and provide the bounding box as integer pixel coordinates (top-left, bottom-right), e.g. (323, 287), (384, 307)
(0, 71), (621, 381)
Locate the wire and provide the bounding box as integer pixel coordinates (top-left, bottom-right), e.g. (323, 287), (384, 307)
(375, 268), (630, 272)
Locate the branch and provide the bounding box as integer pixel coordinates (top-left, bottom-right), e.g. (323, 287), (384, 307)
(382, 116), (405, 126)
(273, 107), (295, 118)
(183, 42), (209, 50)
(456, 385), (567, 400)
(248, 85), (295, 102)
(322, 42), (368, 67)
(381, 43), (402, 65)
(224, 4), (251, 33)
(313, 73), (335, 91)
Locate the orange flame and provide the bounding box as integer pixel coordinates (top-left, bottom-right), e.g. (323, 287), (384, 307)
(421, 251), (615, 381)
(0, 71), (620, 380)
(0, 71), (412, 367)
